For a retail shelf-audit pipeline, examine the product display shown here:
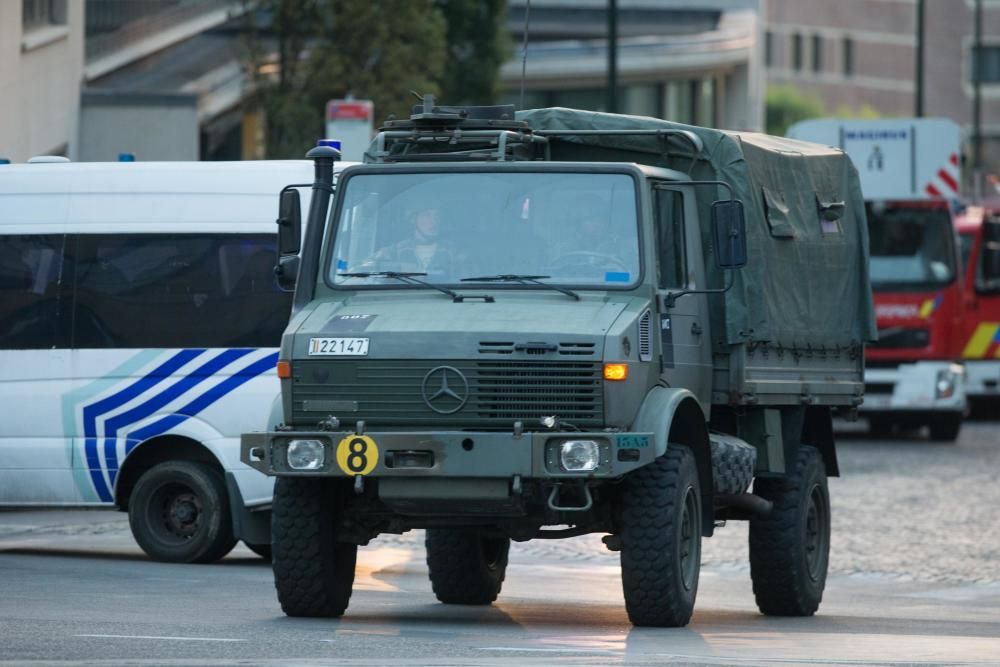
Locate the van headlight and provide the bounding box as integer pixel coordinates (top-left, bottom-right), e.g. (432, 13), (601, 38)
(287, 439), (326, 470)
(559, 440), (601, 472)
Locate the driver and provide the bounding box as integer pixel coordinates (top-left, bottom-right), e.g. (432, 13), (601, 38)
(370, 205), (464, 275)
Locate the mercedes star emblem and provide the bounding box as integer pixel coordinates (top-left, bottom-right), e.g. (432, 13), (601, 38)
(421, 366), (469, 414)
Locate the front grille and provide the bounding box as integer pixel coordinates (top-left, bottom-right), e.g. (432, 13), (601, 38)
(870, 328), (930, 350)
(292, 359), (603, 427)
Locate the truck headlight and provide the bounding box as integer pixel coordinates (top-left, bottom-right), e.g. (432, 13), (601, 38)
(936, 369), (957, 399)
(287, 439), (325, 470)
(560, 440), (600, 472)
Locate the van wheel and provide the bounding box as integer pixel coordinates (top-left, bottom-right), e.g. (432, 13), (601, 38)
(271, 477), (356, 617)
(425, 530), (510, 605)
(619, 445), (702, 627)
(749, 445), (830, 616)
(128, 461), (236, 563)
(928, 414), (961, 442)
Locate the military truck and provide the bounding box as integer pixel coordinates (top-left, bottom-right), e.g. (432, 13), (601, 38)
(242, 103), (875, 627)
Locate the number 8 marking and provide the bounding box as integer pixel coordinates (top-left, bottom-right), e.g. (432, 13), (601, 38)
(336, 434), (378, 476)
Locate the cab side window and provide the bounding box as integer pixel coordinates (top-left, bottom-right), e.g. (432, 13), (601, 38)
(0, 234), (67, 349)
(979, 218), (1000, 293)
(654, 188), (687, 288)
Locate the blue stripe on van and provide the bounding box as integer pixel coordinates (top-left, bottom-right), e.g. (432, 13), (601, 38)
(83, 349), (205, 501)
(102, 348), (255, 486)
(123, 352), (279, 451)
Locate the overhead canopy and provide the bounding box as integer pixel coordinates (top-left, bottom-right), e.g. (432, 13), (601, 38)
(517, 107), (877, 348)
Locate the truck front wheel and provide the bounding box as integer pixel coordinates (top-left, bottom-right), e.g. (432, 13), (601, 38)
(271, 477), (357, 617)
(425, 529), (510, 605)
(749, 445), (830, 616)
(619, 445), (702, 627)
(928, 414), (962, 442)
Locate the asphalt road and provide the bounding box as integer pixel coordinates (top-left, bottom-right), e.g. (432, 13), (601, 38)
(2, 421), (999, 666)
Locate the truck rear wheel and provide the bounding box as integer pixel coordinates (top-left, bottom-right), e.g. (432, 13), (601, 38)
(619, 445), (702, 627)
(271, 477), (357, 617)
(749, 445), (830, 616)
(425, 529), (510, 605)
(128, 460), (236, 563)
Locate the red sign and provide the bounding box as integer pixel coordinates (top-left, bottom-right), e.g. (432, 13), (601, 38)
(327, 101), (372, 121)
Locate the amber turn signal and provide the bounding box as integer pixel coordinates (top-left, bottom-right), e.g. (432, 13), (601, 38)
(603, 363), (628, 381)
(276, 360), (292, 379)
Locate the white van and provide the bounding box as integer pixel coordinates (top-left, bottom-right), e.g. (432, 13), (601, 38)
(0, 159), (343, 562)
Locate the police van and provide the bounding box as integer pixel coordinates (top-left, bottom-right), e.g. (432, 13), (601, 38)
(0, 159), (347, 562)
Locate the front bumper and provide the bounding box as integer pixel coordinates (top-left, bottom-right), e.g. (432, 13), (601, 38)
(860, 361), (966, 414)
(241, 429), (657, 480)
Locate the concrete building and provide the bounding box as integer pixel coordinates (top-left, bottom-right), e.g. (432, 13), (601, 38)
(502, 0), (764, 131)
(0, 0), (85, 162)
(765, 0), (1000, 184)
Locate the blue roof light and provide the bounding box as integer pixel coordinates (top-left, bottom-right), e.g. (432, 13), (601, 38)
(317, 139), (342, 150)
(118, 152), (136, 162)
(0, 158), (10, 165)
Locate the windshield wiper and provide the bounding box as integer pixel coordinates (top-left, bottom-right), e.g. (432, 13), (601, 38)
(461, 274), (579, 301)
(339, 271), (494, 302)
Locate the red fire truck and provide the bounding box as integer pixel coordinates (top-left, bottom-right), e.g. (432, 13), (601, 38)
(955, 204), (1000, 410)
(789, 118), (967, 440)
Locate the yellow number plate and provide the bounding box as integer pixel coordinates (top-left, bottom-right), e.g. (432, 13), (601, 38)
(335, 434), (379, 476)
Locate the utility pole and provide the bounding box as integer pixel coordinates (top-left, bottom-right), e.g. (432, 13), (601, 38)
(915, 0), (925, 117)
(974, 0), (984, 200)
(607, 0), (618, 113)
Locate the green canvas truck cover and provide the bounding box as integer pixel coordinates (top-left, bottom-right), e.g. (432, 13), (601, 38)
(517, 107), (877, 349)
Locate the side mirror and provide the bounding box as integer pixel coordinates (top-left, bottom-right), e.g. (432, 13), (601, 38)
(275, 255), (300, 292)
(711, 200), (747, 269)
(277, 189), (302, 255)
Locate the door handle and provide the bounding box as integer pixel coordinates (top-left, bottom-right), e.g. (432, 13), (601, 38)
(691, 322), (703, 335)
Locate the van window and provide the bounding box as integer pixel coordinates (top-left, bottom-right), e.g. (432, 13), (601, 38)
(71, 234), (290, 348)
(0, 234), (67, 349)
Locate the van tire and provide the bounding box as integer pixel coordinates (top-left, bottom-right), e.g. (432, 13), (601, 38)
(271, 477), (356, 617)
(425, 530), (509, 605)
(619, 445), (702, 627)
(128, 460), (237, 563)
(749, 445), (830, 616)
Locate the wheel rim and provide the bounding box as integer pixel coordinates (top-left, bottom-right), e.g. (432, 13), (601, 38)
(148, 483), (203, 543)
(803, 483), (829, 582)
(679, 486), (700, 591)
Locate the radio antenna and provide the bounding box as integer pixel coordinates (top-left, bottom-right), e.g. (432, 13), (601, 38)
(519, 0), (531, 110)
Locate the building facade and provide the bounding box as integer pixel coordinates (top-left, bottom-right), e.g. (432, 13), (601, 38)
(0, 0), (85, 162)
(502, 0), (764, 131)
(765, 0), (1000, 188)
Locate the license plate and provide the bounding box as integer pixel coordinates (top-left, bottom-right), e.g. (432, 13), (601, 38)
(308, 337), (369, 356)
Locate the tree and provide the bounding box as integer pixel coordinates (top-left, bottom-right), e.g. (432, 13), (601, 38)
(245, 0), (448, 158)
(434, 0), (511, 105)
(765, 85), (824, 136)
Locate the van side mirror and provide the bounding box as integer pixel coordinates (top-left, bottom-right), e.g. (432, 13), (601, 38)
(277, 189), (302, 255)
(711, 200), (747, 269)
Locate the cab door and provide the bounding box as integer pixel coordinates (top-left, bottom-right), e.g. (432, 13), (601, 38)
(961, 216), (1000, 391)
(651, 184), (713, 407)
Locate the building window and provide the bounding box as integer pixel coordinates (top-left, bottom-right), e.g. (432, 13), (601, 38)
(765, 31), (773, 67)
(22, 0), (66, 30)
(812, 34), (823, 72)
(791, 33), (803, 71)
(843, 37), (854, 77)
(970, 45), (1000, 83)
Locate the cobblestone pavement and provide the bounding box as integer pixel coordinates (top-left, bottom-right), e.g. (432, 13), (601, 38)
(381, 420), (1000, 585)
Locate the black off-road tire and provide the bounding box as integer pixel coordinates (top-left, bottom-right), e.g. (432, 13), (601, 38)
(128, 460), (236, 563)
(928, 413), (962, 442)
(749, 445), (830, 616)
(245, 541), (272, 561)
(271, 477), (357, 617)
(710, 436), (756, 495)
(619, 445), (702, 627)
(425, 529), (510, 605)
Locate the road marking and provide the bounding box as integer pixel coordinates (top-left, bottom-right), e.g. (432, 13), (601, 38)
(75, 634), (245, 643)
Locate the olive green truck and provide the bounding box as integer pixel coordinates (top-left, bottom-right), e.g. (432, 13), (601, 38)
(242, 104), (875, 627)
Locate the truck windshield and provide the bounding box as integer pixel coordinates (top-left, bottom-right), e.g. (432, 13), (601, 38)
(866, 203), (956, 290)
(328, 171), (640, 288)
